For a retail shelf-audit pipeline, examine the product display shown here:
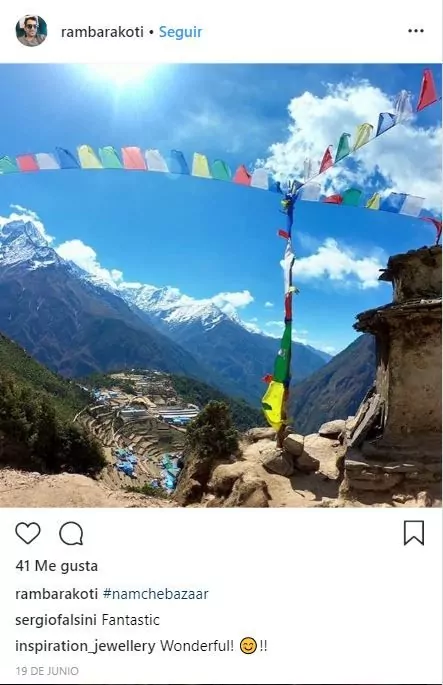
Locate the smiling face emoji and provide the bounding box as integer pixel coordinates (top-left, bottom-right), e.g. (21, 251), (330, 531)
(240, 637), (257, 654)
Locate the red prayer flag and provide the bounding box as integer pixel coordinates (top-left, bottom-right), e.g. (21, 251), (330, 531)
(284, 293), (292, 320)
(16, 154), (39, 172)
(121, 147), (146, 170)
(278, 229), (289, 239)
(319, 146), (333, 173)
(323, 194), (343, 204)
(422, 217), (442, 244)
(233, 165), (251, 186)
(416, 69), (439, 112)
(262, 374), (273, 384)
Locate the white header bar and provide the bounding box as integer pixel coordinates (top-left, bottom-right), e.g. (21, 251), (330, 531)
(3, 0), (443, 63)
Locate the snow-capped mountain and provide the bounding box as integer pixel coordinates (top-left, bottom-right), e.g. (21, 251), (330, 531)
(119, 283), (232, 331)
(0, 218), (331, 404)
(0, 220), (60, 270)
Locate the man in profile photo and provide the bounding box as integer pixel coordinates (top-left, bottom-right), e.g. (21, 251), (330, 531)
(17, 15), (46, 47)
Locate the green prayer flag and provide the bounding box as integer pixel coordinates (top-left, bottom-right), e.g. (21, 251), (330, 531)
(334, 133), (351, 163)
(99, 146), (123, 169)
(211, 159), (231, 181)
(0, 156), (19, 174)
(273, 322), (292, 383)
(342, 188), (362, 206)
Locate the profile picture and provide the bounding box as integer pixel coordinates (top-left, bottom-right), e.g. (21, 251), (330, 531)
(16, 15), (47, 47)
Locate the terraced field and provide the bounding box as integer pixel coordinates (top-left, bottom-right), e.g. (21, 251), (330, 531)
(80, 407), (185, 492)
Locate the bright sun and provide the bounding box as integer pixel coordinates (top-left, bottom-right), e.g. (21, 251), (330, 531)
(85, 64), (156, 86)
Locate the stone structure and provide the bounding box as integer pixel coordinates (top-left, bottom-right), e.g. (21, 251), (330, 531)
(342, 245), (442, 498)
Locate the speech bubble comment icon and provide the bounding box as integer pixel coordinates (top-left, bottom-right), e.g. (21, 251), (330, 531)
(59, 521), (83, 546)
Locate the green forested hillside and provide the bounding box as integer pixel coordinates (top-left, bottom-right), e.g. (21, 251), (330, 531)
(0, 333), (105, 474)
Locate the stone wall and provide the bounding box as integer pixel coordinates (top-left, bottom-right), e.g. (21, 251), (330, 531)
(385, 314), (441, 438)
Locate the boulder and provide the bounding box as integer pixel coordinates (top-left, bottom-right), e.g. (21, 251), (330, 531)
(246, 427), (276, 442)
(295, 451), (320, 473)
(209, 462), (249, 496)
(262, 448), (295, 477)
(303, 433), (346, 480)
(223, 474), (270, 507)
(283, 433), (304, 458)
(318, 419), (346, 438)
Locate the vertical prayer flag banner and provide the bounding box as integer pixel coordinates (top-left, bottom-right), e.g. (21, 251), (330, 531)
(261, 381), (285, 431)
(273, 323), (292, 383)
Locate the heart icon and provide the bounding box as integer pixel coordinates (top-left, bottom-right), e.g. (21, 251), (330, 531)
(15, 522), (41, 545)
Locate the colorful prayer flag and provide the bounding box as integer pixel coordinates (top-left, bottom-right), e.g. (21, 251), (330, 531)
(0, 156), (19, 173)
(324, 194), (343, 204)
(233, 165), (251, 186)
(191, 153), (211, 178)
(342, 188), (362, 207)
(16, 154), (39, 172)
(366, 192), (381, 210)
(56, 147), (80, 169)
(211, 159), (231, 181)
(168, 150), (189, 175)
(99, 146), (123, 169)
(77, 145), (102, 169)
(394, 90), (413, 123)
(376, 112), (396, 136)
(399, 195), (425, 217)
(273, 322), (292, 383)
(261, 380), (285, 431)
(381, 193), (406, 213)
(122, 147), (147, 170)
(335, 133), (351, 162)
(145, 149), (168, 172)
(251, 168), (269, 190)
(353, 123), (373, 150)
(417, 69), (439, 111)
(35, 152), (60, 170)
(319, 145), (333, 173)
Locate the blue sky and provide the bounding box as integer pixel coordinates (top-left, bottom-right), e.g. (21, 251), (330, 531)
(0, 63), (441, 353)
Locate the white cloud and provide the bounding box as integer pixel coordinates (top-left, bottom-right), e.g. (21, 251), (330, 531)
(0, 205), (54, 243)
(56, 239), (124, 287)
(55, 238), (254, 316)
(283, 237), (385, 290)
(264, 301), (274, 307)
(260, 81), (442, 211)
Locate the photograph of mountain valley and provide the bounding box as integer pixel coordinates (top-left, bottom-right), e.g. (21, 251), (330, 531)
(0, 63), (441, 508)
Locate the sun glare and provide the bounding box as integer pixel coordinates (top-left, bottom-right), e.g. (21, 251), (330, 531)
(84, 64), (156, 86)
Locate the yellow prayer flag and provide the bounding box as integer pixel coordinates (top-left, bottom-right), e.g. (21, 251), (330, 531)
(366, 192), (381, 210)
(353, 123), (374, 151)
(192, 153), (212, 178)
(261, 380), (285, 431)
(77, 145), (103, 169)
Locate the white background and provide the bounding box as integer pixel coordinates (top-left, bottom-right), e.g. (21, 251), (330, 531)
(0, 0), (442, 63)
(0, 1), (442, 683)
(0, 509), (442, 684)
